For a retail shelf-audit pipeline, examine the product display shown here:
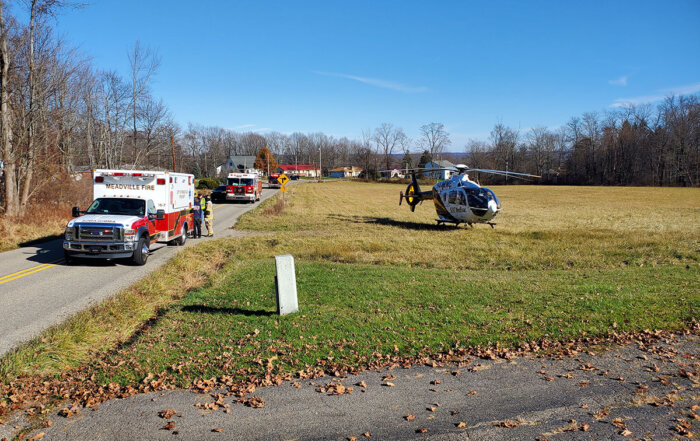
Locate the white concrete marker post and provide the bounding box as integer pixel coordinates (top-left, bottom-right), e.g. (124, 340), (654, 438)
(275, 254), (298, 316)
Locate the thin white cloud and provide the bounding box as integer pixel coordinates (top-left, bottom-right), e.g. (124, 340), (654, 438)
(608, 75), (628, 86)
(313, 71), (427, 93)
(232, 124), (256, 130)
(611, 82), (700, 107)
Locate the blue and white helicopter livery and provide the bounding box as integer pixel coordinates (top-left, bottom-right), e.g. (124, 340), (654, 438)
(399, 164), (540, 227)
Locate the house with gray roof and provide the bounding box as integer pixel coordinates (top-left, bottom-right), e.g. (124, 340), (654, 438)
(216, 156), (257, 176)
(425, 159), (455, 180)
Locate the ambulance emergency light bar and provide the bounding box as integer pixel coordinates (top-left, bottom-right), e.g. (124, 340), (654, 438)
(94, 172), (165, 185)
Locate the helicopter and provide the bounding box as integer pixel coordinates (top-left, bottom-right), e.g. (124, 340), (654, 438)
(399, 164), (540, 227)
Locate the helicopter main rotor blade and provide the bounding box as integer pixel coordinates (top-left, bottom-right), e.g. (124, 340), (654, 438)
(466, 168), (541, 179)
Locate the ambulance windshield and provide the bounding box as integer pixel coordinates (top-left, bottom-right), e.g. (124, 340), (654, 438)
(86, 198), (145, 216)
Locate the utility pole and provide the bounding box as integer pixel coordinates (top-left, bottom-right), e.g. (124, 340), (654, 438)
(171, 136), (176, 172)
(318, 148), (322, 182)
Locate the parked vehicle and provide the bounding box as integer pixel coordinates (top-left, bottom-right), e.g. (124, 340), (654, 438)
(226, 172), (262, 203)
(63, 170), (194, 265)
(210, 185), (227, 203)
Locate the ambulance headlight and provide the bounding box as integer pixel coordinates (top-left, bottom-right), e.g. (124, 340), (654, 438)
(124, 228), (136, 241)
(64, 226), (74, 240)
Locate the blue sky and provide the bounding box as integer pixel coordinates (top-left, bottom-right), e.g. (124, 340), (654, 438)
(15, 0), (700, 149)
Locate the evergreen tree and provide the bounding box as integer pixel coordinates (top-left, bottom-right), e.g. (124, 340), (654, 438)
(401, 151), (413, 170)
(417, 150), (432, 178)
(192, 162), (202, 179)
(417, 150), (432, 168)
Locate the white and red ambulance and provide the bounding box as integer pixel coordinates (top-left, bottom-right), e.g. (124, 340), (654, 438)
(225, 171), (262, 203)
(63, 170), (194, 265)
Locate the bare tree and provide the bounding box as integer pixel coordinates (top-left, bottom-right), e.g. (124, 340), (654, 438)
(0, 0), (16, 215)
(373, 122), (406, 171)
(419, 122), (451, 160)
(128, 40), (160, 163)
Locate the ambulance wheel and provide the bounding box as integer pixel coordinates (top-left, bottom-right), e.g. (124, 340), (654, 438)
(176, 224), (187, 246)
(132, 236), (149, 265)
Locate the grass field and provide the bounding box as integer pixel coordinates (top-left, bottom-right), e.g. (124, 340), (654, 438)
(1, 182), (699, 404)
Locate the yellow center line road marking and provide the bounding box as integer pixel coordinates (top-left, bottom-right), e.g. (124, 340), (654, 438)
(0, 259), (64, 285)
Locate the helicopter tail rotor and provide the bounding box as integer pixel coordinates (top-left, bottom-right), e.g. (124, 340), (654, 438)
(399, 171), (424, 212)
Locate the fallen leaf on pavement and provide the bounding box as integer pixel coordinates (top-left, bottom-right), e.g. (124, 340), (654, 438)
(612, 418), (626, 429)
(405, 414), (416, 421)
(159, 409), (177, 419)
(456, 422), (466, 428)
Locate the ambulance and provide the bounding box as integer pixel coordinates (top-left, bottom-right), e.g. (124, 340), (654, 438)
(63, 170), (194, 265)
(225, 171), (262, 203)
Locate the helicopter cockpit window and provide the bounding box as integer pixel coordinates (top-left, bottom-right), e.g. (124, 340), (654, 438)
(465, 188), (489, 209)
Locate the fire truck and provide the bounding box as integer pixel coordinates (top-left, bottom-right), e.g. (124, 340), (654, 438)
(63, 170), (195, 265)
(225, 171), (262, 203)
(268, 173), (281, 189)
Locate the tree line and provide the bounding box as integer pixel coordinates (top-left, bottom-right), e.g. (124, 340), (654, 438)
(0, 2), (697, 218)
(467, 97), (699, 186)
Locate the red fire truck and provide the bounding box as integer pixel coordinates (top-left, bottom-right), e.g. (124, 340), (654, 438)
(268, 173), (281, 189)
(63, 170), (195, 265)
(225, 172), (262, 203)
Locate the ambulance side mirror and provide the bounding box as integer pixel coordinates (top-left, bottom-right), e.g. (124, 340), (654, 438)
(155, 209), (165, 221)
(72, 206), (81, 217)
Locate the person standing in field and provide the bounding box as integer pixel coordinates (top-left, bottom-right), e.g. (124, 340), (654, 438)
(204, 195), (214, 237)
(192, 195), (203, 238)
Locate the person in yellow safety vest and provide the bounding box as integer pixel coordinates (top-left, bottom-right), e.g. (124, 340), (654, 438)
(199, 193), (206, 211)
(204, 196), (214, 237)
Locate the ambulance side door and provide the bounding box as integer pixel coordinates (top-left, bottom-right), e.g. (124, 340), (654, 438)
(146, 199), (158, 240)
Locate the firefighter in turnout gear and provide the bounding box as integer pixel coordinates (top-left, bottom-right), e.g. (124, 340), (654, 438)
(204, 196), (214, 237)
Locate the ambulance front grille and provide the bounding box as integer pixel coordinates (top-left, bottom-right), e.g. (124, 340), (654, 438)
(76, 225), (123, 242)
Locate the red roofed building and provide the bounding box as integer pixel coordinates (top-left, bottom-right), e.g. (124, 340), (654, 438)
(277, 164), (320, 178)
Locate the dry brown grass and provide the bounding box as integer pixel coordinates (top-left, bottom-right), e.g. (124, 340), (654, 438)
(0, 176), (92, 252)
(235, 182), (700, 270)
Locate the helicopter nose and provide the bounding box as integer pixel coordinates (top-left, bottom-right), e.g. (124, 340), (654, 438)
(487, 200), (499, 215)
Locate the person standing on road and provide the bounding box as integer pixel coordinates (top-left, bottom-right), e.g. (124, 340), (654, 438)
(192, 196), (203, 238)
(204, 196), (214, 237)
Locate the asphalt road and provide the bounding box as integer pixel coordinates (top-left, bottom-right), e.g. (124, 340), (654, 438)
(0, 188), (279, 357)
(5, 333), (697, 441)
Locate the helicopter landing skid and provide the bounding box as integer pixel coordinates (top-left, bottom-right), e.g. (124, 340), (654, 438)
(436, 219), (461, 227)
(486, 222), (496, 229)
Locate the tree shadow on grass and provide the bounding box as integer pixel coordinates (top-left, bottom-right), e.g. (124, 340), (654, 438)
(328, 214), (461, 231)
(180, 305), (275, 317)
